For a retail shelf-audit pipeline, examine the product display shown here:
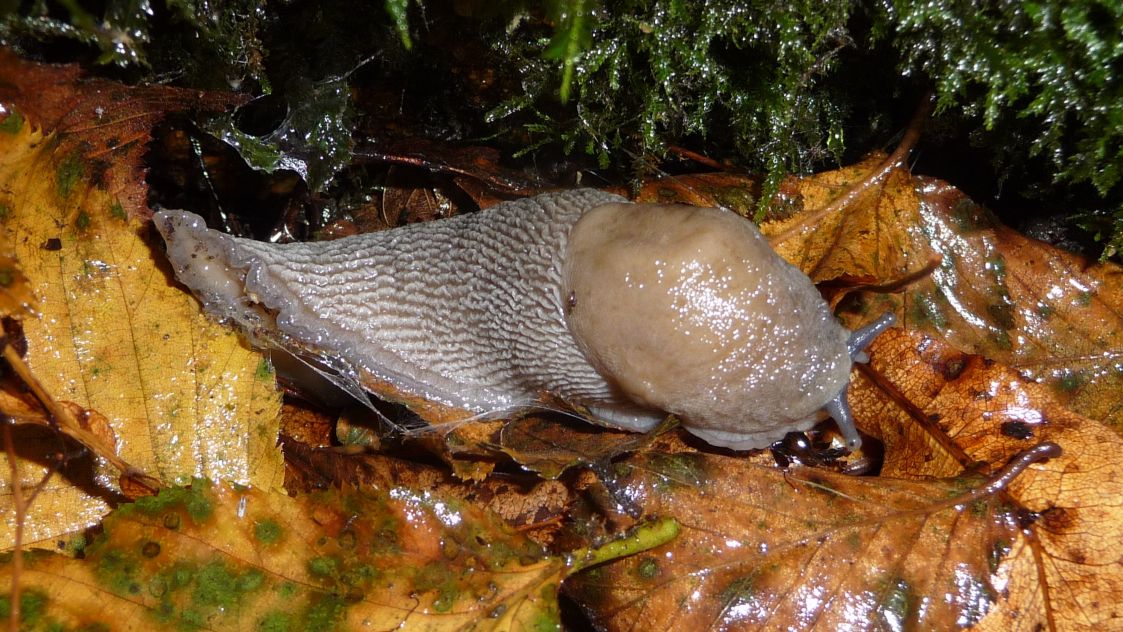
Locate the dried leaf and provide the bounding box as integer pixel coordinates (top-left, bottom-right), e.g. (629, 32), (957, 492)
(755, 158), (1123, 427)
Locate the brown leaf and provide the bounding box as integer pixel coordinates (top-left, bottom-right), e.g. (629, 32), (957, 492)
(565, 450), (1025, 630)
(751, 158), (1123, 426)
(849, 328), (1123, 629)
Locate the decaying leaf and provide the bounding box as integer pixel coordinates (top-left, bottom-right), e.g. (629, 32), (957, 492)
(850, 328), (1123, 630)
(565, 449), (1027, 630)
(0, 52), (283, 550)
(762, 157), (1123, 428)
(0, 480), (677, 630)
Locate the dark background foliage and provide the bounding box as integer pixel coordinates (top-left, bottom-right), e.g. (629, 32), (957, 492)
(2, 0), (1119, 259)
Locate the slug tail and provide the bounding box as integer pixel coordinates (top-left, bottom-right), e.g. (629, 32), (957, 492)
(154, 210), (272, 335)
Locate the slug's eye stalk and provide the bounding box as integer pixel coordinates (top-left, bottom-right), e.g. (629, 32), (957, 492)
(821, 312), (897, 452)
(848, 312), (898, 364)
(824, 392), (861, 451)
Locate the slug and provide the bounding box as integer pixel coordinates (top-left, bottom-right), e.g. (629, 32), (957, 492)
(154, 189), (895, 451)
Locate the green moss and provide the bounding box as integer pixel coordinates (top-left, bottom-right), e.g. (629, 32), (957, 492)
(109, 200), (127, 220)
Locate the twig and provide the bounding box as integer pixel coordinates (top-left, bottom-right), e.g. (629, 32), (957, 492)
(1, 343), (160, 494)
(768, 93), (935, 248)
(4, 419), (23, 630)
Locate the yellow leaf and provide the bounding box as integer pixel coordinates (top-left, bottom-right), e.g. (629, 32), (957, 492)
(0, 79), (281, 550)
(0, 481), (676, 630)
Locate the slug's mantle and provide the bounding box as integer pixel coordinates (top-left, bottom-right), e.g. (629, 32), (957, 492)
(154, 189), (890, 451)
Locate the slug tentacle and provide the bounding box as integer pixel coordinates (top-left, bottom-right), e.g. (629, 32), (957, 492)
(847, 312), (898, 364)
(823, 392), (861, 451)
(156, 189), (897, 452)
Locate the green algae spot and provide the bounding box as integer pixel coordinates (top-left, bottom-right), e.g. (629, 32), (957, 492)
(430, 586), (459, 613)
(254, 519), (282, 544)
(845, 531), (863, 551)
(989, 328), (1013, 351)
(257, 611), (292, 632)
(96, 548), (143, 596)
(302, 593), (347, 630)
(307, 555), (340, 579)
(277, 582), (298, 599)
(909, 289), (950, 330)
(255, 359), (275, 380)
(0, 109), (24, 134)
(341, 563), (380, 588)
(109, 200), (127, 221)
(1055, 369), (1086, 393)
(414, 563), (455, 593)
(876, 577), (914, 629)
(646, 452), (708, 490)
(720, 572), (759, 603)
(56, 153), (85, 199)
(238, 569), (266, 592)
(133, 483), (214, 524)
(989, 538), (1013, 574)
(636, 556), (659, 579)
(192, 559), (265, 614)
(0, 588), (48, 626)
(0, 203), (10, 221)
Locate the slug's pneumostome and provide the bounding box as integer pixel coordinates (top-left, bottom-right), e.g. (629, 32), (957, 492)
(154, 189), (895, 451)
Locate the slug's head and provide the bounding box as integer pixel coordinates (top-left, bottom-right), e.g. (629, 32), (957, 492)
(563, 202), (893, 451)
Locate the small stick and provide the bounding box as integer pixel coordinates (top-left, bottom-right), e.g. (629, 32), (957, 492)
(1, 343), (160, 494)
(4, 419), (23, 630)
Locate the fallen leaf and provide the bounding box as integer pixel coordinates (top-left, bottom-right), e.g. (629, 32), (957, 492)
(565, 449), (1028, 630)
(0, 51), (282, 550)
(0, 480), (677, 630)
(755, 159), (1123, 428)
(850, 328), (1123, 630)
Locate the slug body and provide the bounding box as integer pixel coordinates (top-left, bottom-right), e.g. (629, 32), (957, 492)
(155, 189), (892, 451)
